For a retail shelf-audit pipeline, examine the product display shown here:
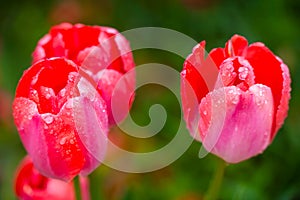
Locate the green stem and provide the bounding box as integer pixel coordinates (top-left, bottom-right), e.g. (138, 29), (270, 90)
(204, 158), (227, 200)
(74, 175), (91, 200)
(79, 175), (91, 200)
(74, 176), (81, 200)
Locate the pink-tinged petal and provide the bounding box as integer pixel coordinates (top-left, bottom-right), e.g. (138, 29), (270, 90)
(13, 97), (86, 181)
(181, 41), (220, 139)
(199, 85), (274, 163)
(180, 69), (202, 140)
(224, 34), (248, 57)
(73, 96), (108, 176)
(182, 41), (209, 103)
(109, 69), (136, 126)
(96, 69), (135, 126)
(32, 34), (51, 63)
(74, 76), (108, 175)
(13, 98), (54, 178)
(77, 46), (110, 74)
(113, 33), (135, 72)
(14, 156), (75, 200)
(246, 43), (291, 138)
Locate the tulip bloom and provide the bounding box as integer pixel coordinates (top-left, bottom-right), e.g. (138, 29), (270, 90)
(32, 23), (135, 126)
(15, 156), (75, 200)
(181, 35), (291, 163)
(13, 58), (108, 181)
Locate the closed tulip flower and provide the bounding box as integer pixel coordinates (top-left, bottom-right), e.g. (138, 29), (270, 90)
(14, 156), (75, 200)
(181, 35), (291, 163)
(13, 58), (108, 181)
(32, 23), (135, 126)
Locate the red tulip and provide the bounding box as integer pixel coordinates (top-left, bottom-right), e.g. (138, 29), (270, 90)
(181, 35), (291, 163)
(32, 23), (135, 126)
(13, 58), (108, 181)
(14, 156), (75, 200)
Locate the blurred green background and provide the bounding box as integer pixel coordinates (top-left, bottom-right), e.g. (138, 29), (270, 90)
(1, 0), (300, 199)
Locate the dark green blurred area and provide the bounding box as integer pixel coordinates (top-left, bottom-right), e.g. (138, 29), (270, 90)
(1, 0), (300, 199)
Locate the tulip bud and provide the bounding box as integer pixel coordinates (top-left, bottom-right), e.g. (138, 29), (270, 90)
(14, 156), (75, 200)
(13, 58), (108, 181)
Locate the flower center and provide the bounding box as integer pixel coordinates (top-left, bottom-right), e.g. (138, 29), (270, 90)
(26, 59), (80, 114)
(218, 57), (255, 91)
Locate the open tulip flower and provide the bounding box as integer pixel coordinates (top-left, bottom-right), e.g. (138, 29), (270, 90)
(13, 58), (108, 181)
(181, 35), (291, 163)
(15, 156), (75, 200)
(32, 23), (135, 126)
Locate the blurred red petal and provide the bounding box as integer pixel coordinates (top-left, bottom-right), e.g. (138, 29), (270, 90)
(14, 156), (75, 200)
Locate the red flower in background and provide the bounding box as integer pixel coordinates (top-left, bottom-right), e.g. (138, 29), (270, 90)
(32, 23), (135, 126)
(15, 156), (75, 200)
(181, 35), (291, 163)
(13, 58), (108, 181)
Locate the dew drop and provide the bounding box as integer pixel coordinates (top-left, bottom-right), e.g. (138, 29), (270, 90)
(45, 94), (51, 99)
(27, 115), (33, 120)
(60, 88), (66, 97)
(203, 110), (207, 115)
(68, 73), (76, 82)
(66, 150), (71, 155)
(259, 90), (264, 97)
(60, 137), (67, 145)
(238, 66), (249, 80)
(30, 90), (38, 96)
(70, 139), (75, 144)
(43, 115), (54, 124)
(31, 75), (38, 85)
(44, 125), (48, 130)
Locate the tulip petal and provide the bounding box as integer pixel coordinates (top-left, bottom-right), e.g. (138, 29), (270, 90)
(246, 43), (291, 139)
(13, 97), (54, 178)
(224, 34), (248, 57)
(199, 84), (274, 163)
(77, 46), (110, 74)
(74, 76), (108, 175)
(14, 156), (76, 200)
(181, 41), (221, 139)
(273, 58), (291, 140)
(208, 47), (225, 68)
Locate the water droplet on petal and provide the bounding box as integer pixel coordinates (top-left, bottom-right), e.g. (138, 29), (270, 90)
(238, 66), (249, 80)
(68, 72), (76, 82)
(203, 110), (207, 115)
(60, 88), (66, 97)
(45, 94), (51, 99)
(43, 115), (54, 124)
(60, 137), (67, 145)
(70, 139), (75, 144)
